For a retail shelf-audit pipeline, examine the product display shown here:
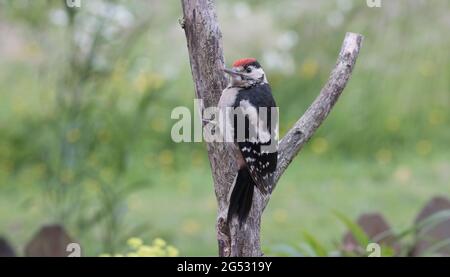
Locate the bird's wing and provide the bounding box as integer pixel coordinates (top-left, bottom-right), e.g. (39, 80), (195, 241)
(234, 99), (278, 195)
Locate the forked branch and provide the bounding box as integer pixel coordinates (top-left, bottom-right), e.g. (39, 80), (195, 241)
(181, 0), (363, 256)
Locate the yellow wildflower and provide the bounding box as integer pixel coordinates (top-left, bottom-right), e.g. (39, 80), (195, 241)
(166, 246), (179, 257)
(153, 238), (167, 248)
(127, 237), (143, 249)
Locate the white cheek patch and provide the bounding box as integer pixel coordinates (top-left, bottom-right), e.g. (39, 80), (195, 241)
(248, 67), (268, 83)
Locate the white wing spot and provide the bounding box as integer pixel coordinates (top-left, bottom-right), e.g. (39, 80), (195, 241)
(239, 100), (271, 143)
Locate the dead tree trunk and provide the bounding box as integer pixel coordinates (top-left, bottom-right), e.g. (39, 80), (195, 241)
(181, 0), (363, 257)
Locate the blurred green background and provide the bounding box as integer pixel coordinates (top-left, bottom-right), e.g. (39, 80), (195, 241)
(0, 0), (448, 256)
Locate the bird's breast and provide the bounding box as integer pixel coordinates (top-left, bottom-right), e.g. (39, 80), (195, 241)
(218, 87), (240, 108)
(217, 87), (240, 142)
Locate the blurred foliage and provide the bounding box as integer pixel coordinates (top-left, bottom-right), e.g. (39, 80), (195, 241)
(100, 237), (179, 257)
(0, 0), (449, 256)
(268, 210), (450, 257)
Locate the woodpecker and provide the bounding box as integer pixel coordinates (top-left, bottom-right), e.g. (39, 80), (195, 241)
(218, 58), (278, 224)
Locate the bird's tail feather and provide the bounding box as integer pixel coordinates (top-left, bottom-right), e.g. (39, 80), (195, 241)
(227, 167), (254, 225)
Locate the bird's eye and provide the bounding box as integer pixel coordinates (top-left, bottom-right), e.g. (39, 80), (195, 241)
(245, 67), (252, 73)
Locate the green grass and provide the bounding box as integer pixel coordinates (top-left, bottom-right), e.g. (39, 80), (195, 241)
(1, 150), (448, 256)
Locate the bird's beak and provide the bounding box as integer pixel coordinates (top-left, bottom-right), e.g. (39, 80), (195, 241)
(223, 68), (245, 77)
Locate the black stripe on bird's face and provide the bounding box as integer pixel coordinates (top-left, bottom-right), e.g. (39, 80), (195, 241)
(225, 65), (267, 88)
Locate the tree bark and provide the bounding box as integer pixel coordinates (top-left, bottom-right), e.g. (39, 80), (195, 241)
(181, 0), (363, 257)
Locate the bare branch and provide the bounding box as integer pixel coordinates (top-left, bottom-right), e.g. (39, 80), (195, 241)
(274, 32), (364, 185)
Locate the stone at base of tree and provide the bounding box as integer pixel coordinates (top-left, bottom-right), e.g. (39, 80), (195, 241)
(25, 225), (74, 257)
(343, 213), (401, 255)
(412, 196), (450, 257)
(0, 237), (16, 257)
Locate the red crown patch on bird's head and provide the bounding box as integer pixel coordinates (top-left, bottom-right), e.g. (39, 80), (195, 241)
(232, 58), (257, 68)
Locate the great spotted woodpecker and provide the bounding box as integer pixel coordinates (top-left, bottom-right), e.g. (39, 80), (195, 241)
(218, 58), (278, 224)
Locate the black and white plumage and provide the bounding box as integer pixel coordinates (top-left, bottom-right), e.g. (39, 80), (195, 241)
(218, 58), (278, 224)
